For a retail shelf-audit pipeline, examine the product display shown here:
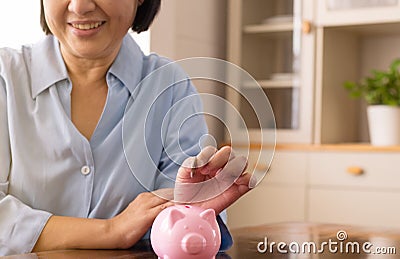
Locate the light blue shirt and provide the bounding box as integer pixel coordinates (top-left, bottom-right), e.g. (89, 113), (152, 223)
(0, 35), (231, 255)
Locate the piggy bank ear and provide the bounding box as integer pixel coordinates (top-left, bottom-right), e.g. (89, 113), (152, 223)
(167, 208), (185, 229)
(200, 209), (216, 224)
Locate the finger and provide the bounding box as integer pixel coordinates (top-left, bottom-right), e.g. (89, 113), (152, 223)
(214, 155), (247, 183)
(179, 146), (217, 169)
(249, 173), (258, 188)
(140, 191), (171, 208)
(234, 171), (256, 186)
(180, 156), (196, 169)
(200, 182), (251, 215)
(154, 201), (174, 211)
(152, 188), (174, 201)
(177, 157), (205, 182)
(177, 146), (217, 180)
(205, 172), (253, 214)
(196, 145), (217, 167)
(174, 155), (248, 204)
(237, 184), (251, 195)
(149, 201), (175, 218)
(197, 146), (235, 176)
(234, 172), (251, 185)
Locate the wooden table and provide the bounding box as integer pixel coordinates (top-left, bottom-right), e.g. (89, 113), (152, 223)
(5, 222), (400, 258)
(3, 240), (231, 259)
(228, 222), (400, 258)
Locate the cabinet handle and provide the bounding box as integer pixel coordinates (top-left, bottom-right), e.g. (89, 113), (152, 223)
(302, 20), (312, 34)
(347, 166), (364, 176)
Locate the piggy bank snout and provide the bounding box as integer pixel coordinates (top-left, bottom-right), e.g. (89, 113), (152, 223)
(181, 233), (206, 255)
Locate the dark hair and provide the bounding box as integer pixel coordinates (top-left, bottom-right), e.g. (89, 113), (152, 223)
(40, 0), (161, 35)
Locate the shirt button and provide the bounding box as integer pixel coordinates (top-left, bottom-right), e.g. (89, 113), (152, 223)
(81, 166), (91, 175)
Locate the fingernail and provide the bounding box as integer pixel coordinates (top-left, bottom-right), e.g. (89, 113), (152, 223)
(248, 174), (258, 189)
(182, 157), (195, 168)
(234, 172), (247, 184)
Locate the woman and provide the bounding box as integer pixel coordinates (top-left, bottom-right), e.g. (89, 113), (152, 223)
(0, 0), (251, 255)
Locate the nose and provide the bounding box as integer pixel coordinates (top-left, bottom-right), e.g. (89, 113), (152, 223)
(68, 0), (96, 15)
(181, 233), (206, 255)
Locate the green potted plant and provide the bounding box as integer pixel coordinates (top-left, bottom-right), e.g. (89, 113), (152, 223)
(344, 58), (400, 146)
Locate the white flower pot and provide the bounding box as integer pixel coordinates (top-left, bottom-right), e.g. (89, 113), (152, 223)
(367, 105), (400, 146)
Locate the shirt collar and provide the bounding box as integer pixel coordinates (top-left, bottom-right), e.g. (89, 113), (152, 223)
(108, 34), (144, 95)
(31, 35), (69, 98)
(31, 34), (144, 98)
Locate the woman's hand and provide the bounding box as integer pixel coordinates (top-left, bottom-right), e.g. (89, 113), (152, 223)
(174, 146), (255, 214)
(108, 192), (173, 249)
(33, 191), (173, 251)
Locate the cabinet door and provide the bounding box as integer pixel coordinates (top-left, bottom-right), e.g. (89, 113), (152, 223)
(227, 150), (307, 229)
(308, 151), (400, 228)
(316, 0), (400, 26)
(309, 188), (400, 228)
(226, 0), (315, 144)
(308, 152), (400, 190)
(259, 150), (308, 185)
(227, 184), (306, 229)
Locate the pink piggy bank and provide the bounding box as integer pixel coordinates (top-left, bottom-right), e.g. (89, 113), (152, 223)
(150, 205), (221, 259)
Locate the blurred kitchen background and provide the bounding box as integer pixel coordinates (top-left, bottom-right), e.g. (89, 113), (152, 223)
(2, 0), (400, 230)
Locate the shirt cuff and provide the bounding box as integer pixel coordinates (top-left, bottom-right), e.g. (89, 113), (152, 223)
(217, 214), (233, 251)
(0, 195), (52, 255)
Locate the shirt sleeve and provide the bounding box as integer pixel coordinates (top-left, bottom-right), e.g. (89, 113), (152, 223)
(0, 75), (52, 256)
(155, 78), (207, 189)
(217, 211), (234, 251)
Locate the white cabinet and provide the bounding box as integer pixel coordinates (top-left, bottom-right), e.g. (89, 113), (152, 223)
(228, 184), (306, 228)
(316, 0), (400, 26)
(226, 0), (400, 230)
(309, 189), (400, 228)
(228, 147), (400, 229)
(227, 150), (307, 228)
(308, 152), (400, 189)
(308, 151), (400, 228)
(226, 0), (315, 144)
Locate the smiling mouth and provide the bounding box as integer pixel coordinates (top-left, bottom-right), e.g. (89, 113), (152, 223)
(70, 21), (105, 30)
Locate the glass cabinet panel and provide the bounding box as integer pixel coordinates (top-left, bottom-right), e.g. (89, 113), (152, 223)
(241, 0), (300, 131)
(227, 0), (313, 144)
(316, 0), (400, 26)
